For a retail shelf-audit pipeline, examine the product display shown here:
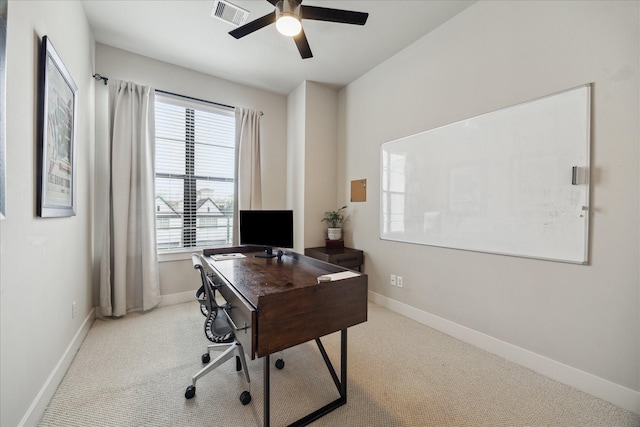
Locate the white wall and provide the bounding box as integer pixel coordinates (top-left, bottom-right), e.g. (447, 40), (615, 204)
(0, 1), (95, 425)
(93, 44), (288, 301)
(287, 82), (306, 252)
(340, 0), (639, 413)
(286, 81), (340, 251)
(303, 82), (339, 248)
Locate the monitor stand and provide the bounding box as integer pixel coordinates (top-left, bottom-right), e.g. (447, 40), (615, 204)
(254, 247), (277, 258)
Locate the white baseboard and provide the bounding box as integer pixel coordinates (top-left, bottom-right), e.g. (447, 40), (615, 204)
(20, 308), (96, 427)
(368, 291), (640, 416)
(159, 290), (195, 307)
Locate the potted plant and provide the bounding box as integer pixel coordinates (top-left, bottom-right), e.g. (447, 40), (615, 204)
(321, 205), (348, 240)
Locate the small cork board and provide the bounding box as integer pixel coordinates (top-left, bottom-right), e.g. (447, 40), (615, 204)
(351, 179), (366, 202)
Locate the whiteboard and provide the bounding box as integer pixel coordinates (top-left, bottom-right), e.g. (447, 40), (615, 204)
(380, 85), (591, 264)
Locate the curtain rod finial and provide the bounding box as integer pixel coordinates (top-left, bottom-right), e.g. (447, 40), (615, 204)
(93, 73), (108, 85)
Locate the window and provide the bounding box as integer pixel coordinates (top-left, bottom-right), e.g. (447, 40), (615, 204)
(154, 93), (235, 250)
(381, 150), (406, 234)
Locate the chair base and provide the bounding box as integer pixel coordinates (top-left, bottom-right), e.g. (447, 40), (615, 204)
(185, 341), (251, 400)
(193, 341), (250, 386)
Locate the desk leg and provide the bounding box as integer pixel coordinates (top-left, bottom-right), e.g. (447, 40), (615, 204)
(288, 329), (348, 427)
(264, 354), (270, 427)
(341, 329), (347, 400)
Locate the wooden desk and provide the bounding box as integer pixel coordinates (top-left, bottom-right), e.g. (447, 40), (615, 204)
(202, 246), (368, 427)
(304, 246), (364, 271)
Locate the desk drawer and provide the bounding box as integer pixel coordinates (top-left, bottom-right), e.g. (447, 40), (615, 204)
(304, 247), (364, 270)
(215, 277), (256, 359)
(329, 251), (363, 269)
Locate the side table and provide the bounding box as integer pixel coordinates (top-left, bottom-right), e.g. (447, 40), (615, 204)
(304, 246), (364, 272)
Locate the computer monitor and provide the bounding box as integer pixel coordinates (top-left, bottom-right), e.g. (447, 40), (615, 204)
(239, 210), (294, 258)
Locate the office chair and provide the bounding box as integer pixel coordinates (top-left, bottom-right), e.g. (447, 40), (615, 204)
(185, 254), (252, 404)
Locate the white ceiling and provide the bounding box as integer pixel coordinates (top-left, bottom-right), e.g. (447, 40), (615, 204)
(82, 0), (475, 95)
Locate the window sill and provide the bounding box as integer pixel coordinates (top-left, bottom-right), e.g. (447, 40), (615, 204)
(158, 245), (234, 262)
(158, 249), (200, 263)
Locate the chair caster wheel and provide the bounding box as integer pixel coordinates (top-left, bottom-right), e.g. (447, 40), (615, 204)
(202, 353), (210, 364)
(275, 359), (285, 369)
(185, 385), (196, 399)
(239, 390), (251, 405)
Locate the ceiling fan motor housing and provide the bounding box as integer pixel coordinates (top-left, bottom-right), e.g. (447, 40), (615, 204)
(276, 0), (302, 21)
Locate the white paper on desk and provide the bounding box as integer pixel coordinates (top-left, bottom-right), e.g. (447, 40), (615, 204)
(211, 253), (246, 261)
(318, 271), (361, 282)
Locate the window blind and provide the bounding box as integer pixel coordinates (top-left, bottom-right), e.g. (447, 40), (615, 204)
(154, 92), (236, 250)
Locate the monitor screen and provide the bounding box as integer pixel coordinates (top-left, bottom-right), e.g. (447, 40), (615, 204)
(239, 210), (294, 257)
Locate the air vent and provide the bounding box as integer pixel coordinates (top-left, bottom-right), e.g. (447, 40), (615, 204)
(211, 0), (250, 27)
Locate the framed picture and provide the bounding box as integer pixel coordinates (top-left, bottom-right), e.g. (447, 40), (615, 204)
(37, 35), (77, 217)
(0, 0), (7, 220)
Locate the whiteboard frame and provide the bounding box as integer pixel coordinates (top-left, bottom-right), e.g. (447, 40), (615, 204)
(380, 84), (591, 264)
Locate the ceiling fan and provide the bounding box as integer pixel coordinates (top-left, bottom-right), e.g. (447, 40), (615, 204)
(229, 0), (369, 59)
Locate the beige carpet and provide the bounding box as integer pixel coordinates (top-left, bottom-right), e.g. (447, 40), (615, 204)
(39, 301), (639, 427)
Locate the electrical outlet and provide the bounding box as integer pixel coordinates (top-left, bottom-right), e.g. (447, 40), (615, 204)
(72, 301), (77, 319)
(390, 274), (397, 286)
(397, 276), (403, 288)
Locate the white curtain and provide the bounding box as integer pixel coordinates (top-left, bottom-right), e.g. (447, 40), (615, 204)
(100, 80), (161, 317)
(234, 108), (263, 243)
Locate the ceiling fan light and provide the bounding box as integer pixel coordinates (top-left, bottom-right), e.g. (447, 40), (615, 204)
(276, 14), (302, 36)
(275, 0), (302, 37)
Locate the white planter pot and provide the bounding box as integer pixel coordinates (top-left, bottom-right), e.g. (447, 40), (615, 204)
(327, 228), (342, 240)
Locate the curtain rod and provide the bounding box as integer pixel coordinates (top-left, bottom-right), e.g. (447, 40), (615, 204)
(92, 74), (263, 115)
(155, 89), (236, 111)
(156, 89), (263, 116)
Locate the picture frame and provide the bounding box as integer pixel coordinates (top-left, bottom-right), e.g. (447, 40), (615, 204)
(0, 0), (7, 220)
(37, 35), (78, 217)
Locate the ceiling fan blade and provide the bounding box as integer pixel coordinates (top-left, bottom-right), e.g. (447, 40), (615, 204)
(229, 11), (276, 39)
(266, 0), (279, 5)
(293, 28), (313, 59)
(300, 5), (368, 25)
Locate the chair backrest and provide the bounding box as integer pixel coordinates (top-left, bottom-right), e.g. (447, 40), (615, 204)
(192, 254), (234, 343)
(192, 254), (216, 314)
